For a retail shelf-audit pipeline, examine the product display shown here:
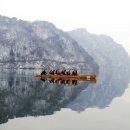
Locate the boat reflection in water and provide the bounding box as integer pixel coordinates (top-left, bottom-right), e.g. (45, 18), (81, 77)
(41, 78), (78, 85)
(40, 77), (96, 85)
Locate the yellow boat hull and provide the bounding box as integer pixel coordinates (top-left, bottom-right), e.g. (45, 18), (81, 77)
(34, 74), (96, 83)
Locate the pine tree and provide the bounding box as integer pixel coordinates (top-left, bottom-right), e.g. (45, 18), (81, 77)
(10, 49), (15, 62)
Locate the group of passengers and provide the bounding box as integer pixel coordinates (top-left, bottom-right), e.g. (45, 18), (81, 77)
(41, 69), (78, 75)
(49, 69), (78, 75)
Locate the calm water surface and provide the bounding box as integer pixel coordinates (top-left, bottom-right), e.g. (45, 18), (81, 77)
(0, 69), (130, 130)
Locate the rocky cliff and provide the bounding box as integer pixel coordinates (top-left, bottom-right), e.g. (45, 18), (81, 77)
(0, 16), (98, 74)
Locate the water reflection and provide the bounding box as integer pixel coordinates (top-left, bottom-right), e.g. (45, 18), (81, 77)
(41, 78), (78, 85)
(0, 69), (89, 124)
(0, 66), (130, 125)
(68, 64), (130, 111)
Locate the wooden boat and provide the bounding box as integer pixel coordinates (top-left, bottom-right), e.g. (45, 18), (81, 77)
(34, 74), (96, 83)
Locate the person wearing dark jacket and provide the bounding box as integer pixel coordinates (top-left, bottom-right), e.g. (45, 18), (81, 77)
(41, 70), (47, 75)
(61, 70), (66, 75)
(72, 69), (78, 75)
(49, 70), (53, 74)
(74, 69), (77, 75)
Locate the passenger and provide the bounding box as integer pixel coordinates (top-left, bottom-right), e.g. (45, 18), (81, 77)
(49, 70), (54, 75)
(56, 69), (61, 75)
(72, 70), (75, 75)
(53, 70), (56, 75)
(66, 70), (69, 75)
(72, 69), (78, 75)
(41, 70), (47, 75)
(55, 70), (59, 75)
(61, 69), (66, 75)
(67, 70), (71, 75)
(64, 69), (67, 75)
(55, 69), (58, 75)
(55, 70), (57, 74)
(64, 70), (67, 75)
(61, 70), (64, 75)
(61, 69), (71, 75)
(74, 69), (77, 75)
(49, 70), (53, 74)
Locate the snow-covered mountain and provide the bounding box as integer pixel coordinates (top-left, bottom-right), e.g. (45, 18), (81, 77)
(0, 16), (98, 74)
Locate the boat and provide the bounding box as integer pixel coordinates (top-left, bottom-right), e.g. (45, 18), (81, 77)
(34, 74), (96, 83)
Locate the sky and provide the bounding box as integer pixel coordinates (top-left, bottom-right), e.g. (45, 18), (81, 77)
(0, 0), (130, 53)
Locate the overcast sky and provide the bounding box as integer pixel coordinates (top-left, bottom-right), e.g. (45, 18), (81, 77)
(0, 0), (130, 53)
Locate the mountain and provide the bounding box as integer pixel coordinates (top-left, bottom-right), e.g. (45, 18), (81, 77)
(68, 28), (130, 64)
(0, 15), (98, 74)
(68, 28), (130, 111)
(68, 28), (130, 79)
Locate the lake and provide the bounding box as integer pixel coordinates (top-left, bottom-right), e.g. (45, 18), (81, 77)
(0, 69), (130, 130)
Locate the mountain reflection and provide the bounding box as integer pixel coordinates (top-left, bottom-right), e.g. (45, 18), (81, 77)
(0, 66), (130, 124)
(68, 64), (130, 111)
(0, 69), (89, 124)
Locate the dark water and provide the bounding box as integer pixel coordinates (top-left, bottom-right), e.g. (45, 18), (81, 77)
(0, 69), (130, 130)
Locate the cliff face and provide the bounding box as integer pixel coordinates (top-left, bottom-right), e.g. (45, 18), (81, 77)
(68, 28), (130, 111)
(0, 16), (98, 74)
